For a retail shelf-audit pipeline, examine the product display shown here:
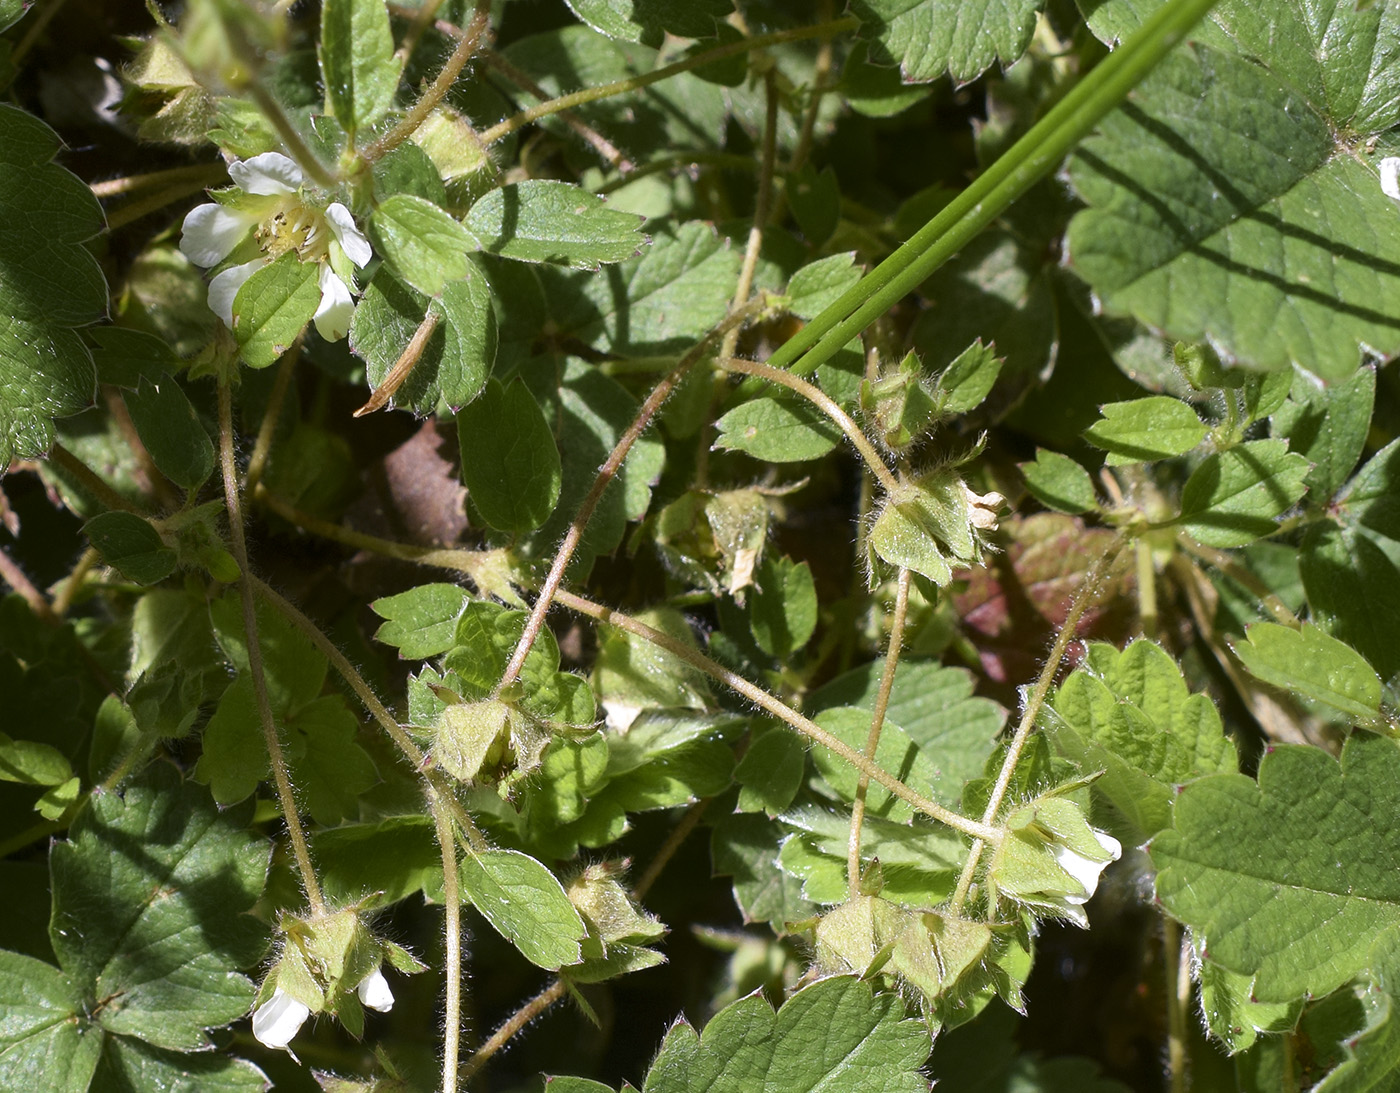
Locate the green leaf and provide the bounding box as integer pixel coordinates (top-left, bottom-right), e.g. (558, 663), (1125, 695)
(1082, 396), (1207, 465)
(121, 377), (214, 490)
(369, 194), (477, 297)
(641, 974), (931, 1093)
(49, 765), (268, 1050)
(735, 726), (806, 815)
(350, 264), (496, 415)
(320, 0), (402, 137)
(231, 252), (320, 368)
(1067, 34), (1400, 379)
(0, 103), (104, 471)
(713, 394), (840, 463)
(1198, 958), (1301, 1055)
(810, 706), (942, 823)
(1231, 622), (1382, 726)
(1020, 449), (1097, 514)
(1175, 438), (1310, 547)
(786, 167), (842, 249)
(89, 328), (180, 390)
(1301, 523), (1400, 685)
(1045, 640), (1236, 842)
(92, 1037), (269, 1091)
(1152, 733), (1400, 1003)
(285, 696), (378, 826)
(746, 556), (817, 660)
(786, 253), (862, 321)
(459, 850), (587, 970)
(82, 512), (176, 586)
(456, 377), (562, 532)
(315, 816), (440, 909)
(1271, 366), (1376, 504)
(0, 732), (72, 787)
(0, 948), (101, 1092)
(850, 0), (1041, 85)
(562, 0), (731, 46)
(370, 584), (472, 659)
(1312, 989), (1400, 1093)
(934, 340), (1003, 415)
(593, 607), (712, 714)
(711, 812), (817, 929)
(462, 181), (645, 268)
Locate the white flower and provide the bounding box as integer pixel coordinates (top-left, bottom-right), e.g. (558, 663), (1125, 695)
(1381, 157), (1400, 202)
(356, 967), (395, 1013)
(1050, 828), (1122, 906)
(251, 987), (311, 1050)
(179, 151), (371, 341)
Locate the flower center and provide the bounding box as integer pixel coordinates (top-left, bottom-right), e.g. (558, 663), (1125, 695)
(257, 199), (330, 263)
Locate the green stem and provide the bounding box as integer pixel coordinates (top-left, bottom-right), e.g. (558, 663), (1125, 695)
(717, 356), (900, 495)
(478, 16), (859, 146)
(949, 533), (1128, 914)
(430, 788), (464, 1093)
(555, 589), (1000, 842)
(847, 567), (911, 895)
(48, 444), (145, 515)
(459, 979), (567, 1086)
(762, 0), (1219, 380)
(217, 379), (324, 914)
(247, 81), (337, 190)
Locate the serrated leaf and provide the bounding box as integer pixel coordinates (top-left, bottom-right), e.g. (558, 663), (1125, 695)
(641, 975), (931, 1093)
(1046, 640), (1236, 842)
(1312, 989), (1400, 1093)
(463, 181), (645, 269)
(809, 706), (943, 824)
(1067, 31), (1400, 379)
(598, 711), (739, 812)
(285, 695), (378, 826)
(231, 252), (320, 368)
(1198, 958), (1301, 1055)
(1301, 522), (1400, 685)
(314, 816), (440, 909)
(122, 377), (214, 490)
(711, 812), (817, 929)
(0, 949), (100, 1092)
(459, 850), (587, 969)
(0, 103), (104, 471)
(93, 1036), (269, 1091)
(735, 726), (806, 815)
(1153, 733), (1400, 1003)
(350, 263), (496, 415)
(369, 194), (476, 297)
(562, 0), (731, 45)
(850, 0), (1041, 85)
(746, 556), (817, 660)
(786, 252), (861, 321)
(456, 377), (561, 532)
(1176, 438), (1309, 547)
(1272, 366), (1376, 504)
(1232, 622), (1382, 725)
(713, 394), (840, 463)
(1020, 449), (1098, 514)
(1083, 396), (1207, 465)
(320, 0), (402, 138)
(370, 584), (472, 659)
(83, 512), (176, 586)
(48, 766), (268, 1050)
(935, 340), (1003, 415)
(89, 328), (180, 390)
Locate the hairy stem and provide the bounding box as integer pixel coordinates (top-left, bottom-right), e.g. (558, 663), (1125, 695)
(1165, 917), (1191, 1093)
(0, 548), (56, 623)
(555, 589), (1000, 842)
(478, 17), (858, 146)
(48, 444), (145, 515)
(459, 978), (567, 1085)
(430, 788), (464, 1093)
(847, 567), (911, 895)
(717, 356), (900, 495)
(494, 300), (767, 696)
(354, 309), (441, 417)
(949, 534), (1127, 914)
(217, 379), (324, 913)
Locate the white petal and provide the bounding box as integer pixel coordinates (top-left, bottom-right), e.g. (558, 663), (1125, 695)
(313, 264), (355, 341)
(325, 202), (373, 268)
(179, 203), (255, 268)
(207, 258), (265, 327)
(1382, 157), (1400, 201)
(251, 988), (310, 1049)
(230, 151), (304, 195)
(356, 968), (395, 1013)
(602, 700), (642, 733)
(1051, 829), (1121, 905)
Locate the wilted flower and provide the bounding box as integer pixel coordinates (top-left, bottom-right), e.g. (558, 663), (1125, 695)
(251, 987), (311, 1050)
(356, 967), (395, 1013)
(179, 151), (371, 340)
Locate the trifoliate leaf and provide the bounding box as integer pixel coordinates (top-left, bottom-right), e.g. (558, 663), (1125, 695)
(1175, 438), (1309, 547)
(369, 194), (477, 297)
(320, 0), (402, 139)
(462, 180), (645, 269)
(456, 377), (561, 533)
(735, 725), (806, 815)
(1153, 733), (1400, 1003)
(350, 262), (496, 415)
(1083, 396), (1208, 465)
(562, 0), (731, 46)
(370, 583), (472, 659)
(1067, 29), (1400, 379)
(49, 765), (268, 1050)
(231, 252), (320, 368)
(1045, 640), (1236, 842)
(1020, 449), (1098, 514)
(0, 103), (104, 471)
(850, 0), (1042, 86)
(1231, 622), (1383, 726)
(641, 975), (931, 1093)
(458, 849), (587, 970)
(83, 512), (177, 586)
